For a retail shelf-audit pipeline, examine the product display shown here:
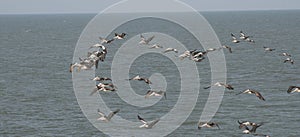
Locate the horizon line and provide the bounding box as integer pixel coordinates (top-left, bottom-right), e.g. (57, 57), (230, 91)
(0, 9), (299, 15)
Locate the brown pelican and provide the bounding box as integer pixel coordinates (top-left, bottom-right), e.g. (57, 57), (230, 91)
(204, 82), (234, 90)
(205, 48), (217, 53)
(90, 83), (117, 95)
(91, 76), (112, 81)
(69, 62), (94, 72)
(114, 33), (126, 40)
(149, 44), (163, 49)
(178, 51), (191, 60)
(97, 109), (120, 122)
(242, 123), (263, 134)
(129, 75), (152, 84)
(284, 58), (294, 64)
(137, 115), (160, 129)
(287, 86), (300, 94)
(279, 52), (291, 57)
(220, 45), (232, 53)
(139, 34), (155, 45)
(263, 47), (275, 52)
(237, 120), (258, 129)
(163, 48), (178, 53)
(236, 89), (265, 101)
(245, 37), (255, 43)
(198, 122), (220, 130)
(145, 90), (166, 99)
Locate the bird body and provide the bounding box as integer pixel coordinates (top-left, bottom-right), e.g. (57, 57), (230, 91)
(287, 86), (300, 93)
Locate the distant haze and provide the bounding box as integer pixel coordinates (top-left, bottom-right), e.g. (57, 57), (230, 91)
(0, 0), (300, 14)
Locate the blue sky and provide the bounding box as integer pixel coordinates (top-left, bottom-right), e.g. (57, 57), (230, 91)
(1, 0), (300, 14)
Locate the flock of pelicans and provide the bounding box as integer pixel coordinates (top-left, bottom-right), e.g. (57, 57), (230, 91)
(70, 31), (300, 136)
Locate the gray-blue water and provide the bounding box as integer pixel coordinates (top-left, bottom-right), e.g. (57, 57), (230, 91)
(0, 11), (300, 136)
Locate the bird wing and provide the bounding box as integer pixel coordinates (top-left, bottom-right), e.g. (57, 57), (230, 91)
(90, 86), (99, 96)
(143, 78), (152, 84)
(97, 109), (106, 117)
(148, 119), (160, 128)
(163, 48), (172, 53)
(231, 33), (237, 39)
(137, 115), (147, 124)
(214, 123), (221, 129)
(107, 109), (120, 119)
(253, 90), (265, 101)
(240, 31), (245, 37)
(145, 90), (153, 98)
(145, 35), (155, 43)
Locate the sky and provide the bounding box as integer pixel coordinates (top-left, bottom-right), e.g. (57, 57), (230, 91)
(0, 0), (300, 14)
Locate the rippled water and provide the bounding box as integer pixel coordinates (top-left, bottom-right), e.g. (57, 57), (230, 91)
(1, 11), (300, 136)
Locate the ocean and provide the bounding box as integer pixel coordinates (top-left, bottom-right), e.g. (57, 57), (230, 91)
(0, 10), (300, 136)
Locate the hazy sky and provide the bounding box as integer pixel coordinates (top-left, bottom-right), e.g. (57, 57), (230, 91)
(1, 0), (300, 14)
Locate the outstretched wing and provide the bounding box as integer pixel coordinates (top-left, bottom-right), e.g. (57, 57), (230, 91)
(97, 109), (106, 117)
(148, 119), (160, 128)
(137, 115), (147, 124)
(107, 109), (120, 120)
(253, 90), (265, 101)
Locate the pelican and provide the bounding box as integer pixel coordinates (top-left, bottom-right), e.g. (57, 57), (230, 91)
(284, 58), (294, 64)
(220, 45), (232, 53)
(279, 52), (291, 57)
(236, 89), (265, 101)
(138, 115), (160, 129)
(205, 48), (217, 53)
(231, 33), (240, 43)
(238, 120), (257, 129)
(178, 51), (191, 60)
(90, 83), (117, 95)
(99, 37), (114, 44)
(163, 48), (178, 53)
(149, 44), (163, 49)
(191, 57), (205, 62)
(91, 76), (112, 81)
(245, 37), (255, 43)
(145, 90), (166, 99)
(287, 86), (300, 94)
(263, 47), (275, 52)
(129, 75), (152, 84)
(69, 62), (94, 72)
(204, 82), (234, 90)
(242, 123), (263, 134)
(114, 33), (126, 40)
(139, 34), (155, 45)
(198, 122), (220, 130)
(97, 109), (120, 122)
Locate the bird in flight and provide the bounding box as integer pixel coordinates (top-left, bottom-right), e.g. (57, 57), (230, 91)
(236, 89), (265, 101)
(137, 115), (160, 129)
(198, 122), (221, 130)
(287, 86), (300, 94)
(97, 109), (120, 122)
